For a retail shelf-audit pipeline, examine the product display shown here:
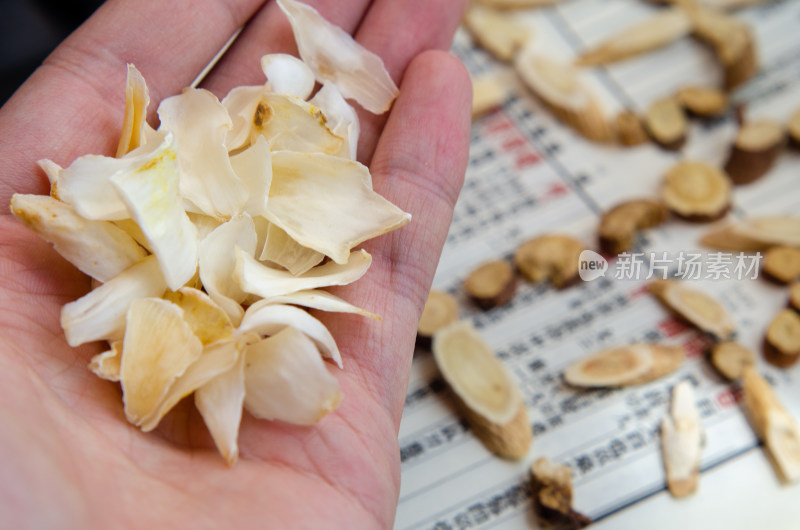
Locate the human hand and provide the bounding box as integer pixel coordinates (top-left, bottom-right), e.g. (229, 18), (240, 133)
(0, 0), (471, 527)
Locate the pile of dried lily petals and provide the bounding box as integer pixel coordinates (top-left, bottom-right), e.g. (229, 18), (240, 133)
(9, 0), (409, 465)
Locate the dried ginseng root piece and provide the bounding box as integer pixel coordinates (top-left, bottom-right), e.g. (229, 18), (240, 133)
(661, 161), (731, 222)
(710, 341), (755, 380)
(645, 97), (688, 150)
(742, 367), (800, 483)
(648, 280), (735, 340)
(599, 199), (669, 254)
(576, 8), (691, 66)
(514, 234), (583, 288)
(515, 44), (612, 142)
(662, 381), (702, 497)
(463, 5), (532, 62)
(676, 85), (728, 118)
(724, 120), (785, 184)
(464, 260), (517, 309)
(790, 282), (800, 314)
(764, 309), (800, 368)
(432, 321), (532, 459)
(530, 458), (592, 529)
(788, 107), (800, 148)
(688, 5), (758, 90)
(471, 74), (508, 119)
(564, 343), (684, 387)
(417, 289), (459, 346)
(763, 246), (800, 284)
(615, 110), (649, 146)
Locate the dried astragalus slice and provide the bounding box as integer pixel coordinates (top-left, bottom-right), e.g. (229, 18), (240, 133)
(564, 345), (654, 387)
(248, 289), (379, 320)
(162, 288), (234, 345)
(661, 381), (702, 497)
(576, 8), (691, 67)
(195, 344), (248, 465)
(139, 337), (243, 433)
(661, 160), (731, 222)
(120, 297), (203, 425)
(598, 199), (669, 255)
(259, 222), (324, 276)
(514, 234), (583, 288)
(277, 0), (398, 114)
(89, 341), (122, 382)
(244, 327), (342, 425)
(309, 83), (360, 160)
(530, 458), (592, 529)
(260, 53), (316, 100)
(9, 194), (147, 282)
(265, 151), (410, 263)
(61, 256), (167, 347)
(250, 95), (346, 156)
(417, 290), (459, 343)
(158, 88), (248, 218)
(710, 341), (755, 380)
(734, 216), (800, 248)
(743, 367), (800, 483)
(198, 214), (258, 325)
(648, 280), (735, 340)
(116, 64), (153, 157)
(471, 74), (508, 119)
(110, 135), (198, 291)
(237, 303), (342, 368)
(433, 320), (531, 459)
(237, 248), (370, 301)
(463, 4), (532, 62)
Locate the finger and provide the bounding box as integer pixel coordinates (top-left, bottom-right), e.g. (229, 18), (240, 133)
(327, 50), (472, 426)
(353, 0), (469, 165)
(201, 0), (373, 96)
(0, 0), (267, 207)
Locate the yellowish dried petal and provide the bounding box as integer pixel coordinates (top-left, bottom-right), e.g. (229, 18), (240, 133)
(229, 136), (272, 217)
(163, 287), (234, 345)
(116, 64), (152, 157)
(120, 298), (203, 425)
(259, 222), (324, 276)
(88, 341), (123, 382)
(247, 289), (380, 320)
(309, 83), (360, 160)
(9, 194), (147, 282)
(195, 342), (247, 465)
(237, 303), (342, 368)
(277, 0), (399, 114)
(261, 53), (315, 99)
(243, 327), (342, 424)
(61, 256), (167, 347)
(110, 135), (198, 291)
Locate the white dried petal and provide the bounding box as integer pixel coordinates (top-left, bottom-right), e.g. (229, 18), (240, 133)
(266, 151), (410, 263)
(38, 159), (61, 188)
(116, 64), (152, 157)
(248, 289), (380, 320)
(229, 136), (272, 217)
(237, 302), (342, 367)
(277, 0), (399, 114)
(120, 298), (203, 425)
(61, 256), (167, 346)
(243, 327), (342, 424)
(236, 247), (371, 300)
(9, 194), (147, 282)
(140, 337), (240, 432)
(198, 214), (257, 325)
(259, 222), (324, 276)
(110, 135), (198, 291)
(162, 287), (234, 345)
(195, 342), (247, 465)
(309, 83), (360, 160)
(113, 219), (153, 253)
(55, 134), (168, 221)
(158, 88), (248, 218)
(250, 95), (345, 156)
(88, 341), (122, 382)
(261, 53), (315, 99)
(222, 85), (266, 152)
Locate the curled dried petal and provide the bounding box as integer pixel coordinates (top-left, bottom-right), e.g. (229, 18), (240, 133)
(248, 289), (380, 320)
(259, 222), (324, 276)
(261, 53), (315, 99)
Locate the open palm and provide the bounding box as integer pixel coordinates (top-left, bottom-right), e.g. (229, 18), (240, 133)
(0, 0), (471, 527)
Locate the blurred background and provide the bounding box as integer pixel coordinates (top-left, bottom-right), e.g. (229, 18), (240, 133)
(0, 0), (103, 105)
